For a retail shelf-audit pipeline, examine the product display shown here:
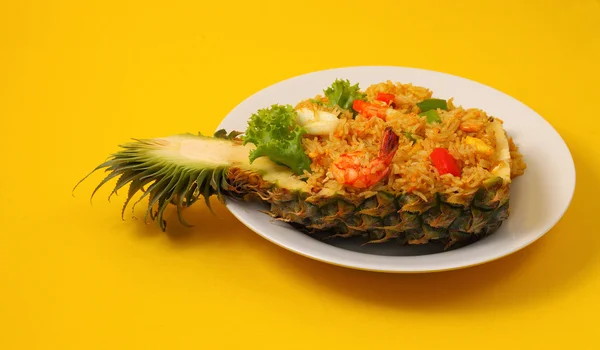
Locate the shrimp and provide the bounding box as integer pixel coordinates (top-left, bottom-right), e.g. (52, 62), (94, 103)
(330, 127), (400, 189)
(459, 119), (484, 133)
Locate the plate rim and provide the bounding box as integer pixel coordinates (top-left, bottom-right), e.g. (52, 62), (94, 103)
(217, 65), (576, 273)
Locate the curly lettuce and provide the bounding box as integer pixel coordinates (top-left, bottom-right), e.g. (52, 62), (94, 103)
(242, 104), (311, 175)
(324, 79), (366, 110)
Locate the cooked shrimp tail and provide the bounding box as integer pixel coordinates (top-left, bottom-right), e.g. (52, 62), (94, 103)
(379, 127), (400, 162)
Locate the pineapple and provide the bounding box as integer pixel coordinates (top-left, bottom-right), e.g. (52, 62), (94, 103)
(76, 125), (513, 249)
(76, 79), (524, 250)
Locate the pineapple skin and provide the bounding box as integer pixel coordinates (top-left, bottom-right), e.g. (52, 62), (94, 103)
(264, 179), (509, 249)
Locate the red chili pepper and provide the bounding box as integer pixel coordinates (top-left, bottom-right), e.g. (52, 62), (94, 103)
(430, 148), (461, 176)
(352, 100), (388, 119)
(376, 92), (395, 105)
(353, 100), (367, 112)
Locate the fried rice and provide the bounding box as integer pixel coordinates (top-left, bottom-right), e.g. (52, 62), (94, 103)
(295, 80), (527, 202)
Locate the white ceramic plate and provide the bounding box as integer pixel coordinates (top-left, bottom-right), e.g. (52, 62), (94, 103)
(217, 66), (575, 273)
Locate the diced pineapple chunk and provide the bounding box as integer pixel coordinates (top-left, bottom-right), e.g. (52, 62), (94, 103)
(296, 108), (340, 136)
(465, 136), (493, 155)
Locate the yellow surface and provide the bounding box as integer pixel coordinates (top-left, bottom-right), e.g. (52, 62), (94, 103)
(1, 1), (599, 348)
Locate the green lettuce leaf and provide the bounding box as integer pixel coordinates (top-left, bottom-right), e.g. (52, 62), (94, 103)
(242, 104), (311, 175)
(324, 79), (366, 110)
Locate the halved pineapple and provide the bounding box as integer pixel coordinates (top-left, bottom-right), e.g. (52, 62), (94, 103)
(76, 126), (514, 249)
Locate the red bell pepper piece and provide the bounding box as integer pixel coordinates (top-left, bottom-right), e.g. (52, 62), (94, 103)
(430, 148), (461, 176)
(376, 92), (395, 105)
(352, 100), (388, 119)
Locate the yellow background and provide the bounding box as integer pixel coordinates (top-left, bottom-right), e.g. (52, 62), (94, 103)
(1, 0), (599, 348)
